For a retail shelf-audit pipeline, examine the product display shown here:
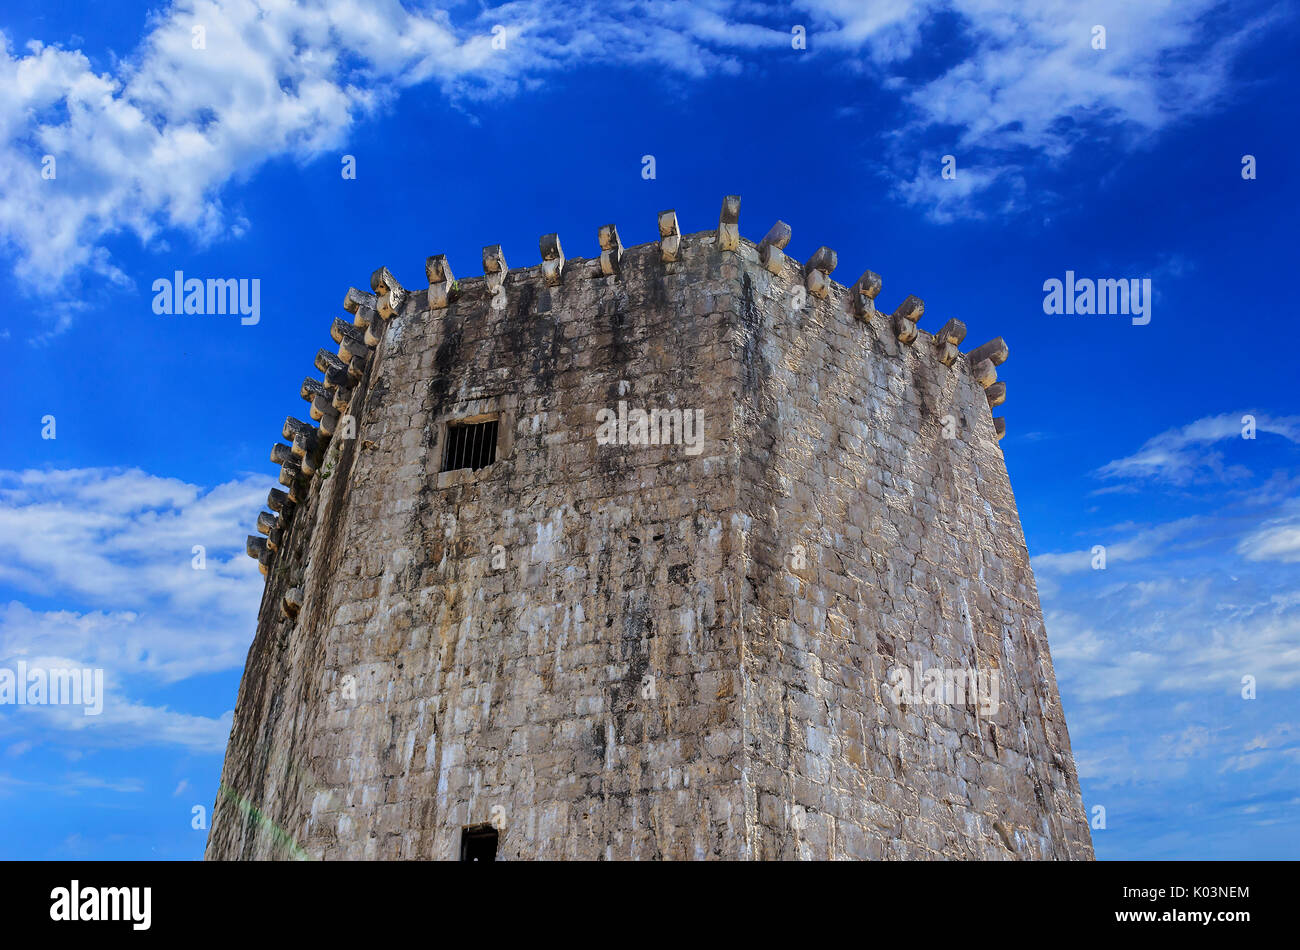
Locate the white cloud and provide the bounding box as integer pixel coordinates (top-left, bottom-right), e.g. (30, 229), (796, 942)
(0, 770), (148, 796)
(1, 690), (235, 754)
(0, 466), (262, 753)
(1032, 516), (1200, 575)
(892, 163), (1021, 223)
(1097, 412), (1300, 485)
(1043, 506), (1300, 706)
(808, 0), (1283, 218)
(1, 0), (1284, 310)
(0, 467), (264, 629)
(1239, 520), (1300, 564)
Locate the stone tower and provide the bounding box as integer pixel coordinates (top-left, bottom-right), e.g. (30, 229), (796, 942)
(207, 197), (1094, 860)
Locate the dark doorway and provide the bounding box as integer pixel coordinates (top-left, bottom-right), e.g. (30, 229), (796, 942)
(460, 824), (498, 861)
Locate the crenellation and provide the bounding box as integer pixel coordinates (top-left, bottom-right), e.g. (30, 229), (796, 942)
(276, 459), (301, 487)
(657, 209), (681, 262)
(934, 317), (967, 346)
(286, 476), (308, 505)
(539, 233), (565, 285)
(330, 317), (364, 346)
(369, 266), (407, 319)
(282, 587), (303, 620)
(283, 416), (318, 456)
(891, 294), (925, 344)
(851, 270), (883, 318)
(344, 287), (377, 315)
(967, 336), (1009, 367)
(360, 308), (384, 346)
(338, 335), (371, 366)
(758, 221), (792, 275)
(316, 349), (350, 389)
(804, 245), (837, 299)
(301, 377), (330, 404)
(318, 405), (342, 437)
(597, 224), (623, 275)
(932, 318), (966, 367)
(309, 394), (334, 422)
(717, 195), (741, 251)
(482, 244), (508, 295)
(426, 254), (455, 310)
(256, 510), (279, 536)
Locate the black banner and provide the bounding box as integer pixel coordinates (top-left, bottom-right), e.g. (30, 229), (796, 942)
(0, 860), (1282, 937)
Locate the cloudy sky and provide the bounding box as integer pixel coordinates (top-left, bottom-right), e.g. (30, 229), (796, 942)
(0, 0), (1296, 859)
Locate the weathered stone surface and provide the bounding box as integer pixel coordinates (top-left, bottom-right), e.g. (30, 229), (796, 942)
(851, 270), (883, 317)
(717, 195), (740, 251)
(344, 287), (377, 315)
(758, 221), (792, 276)
(803, 246), (838, 301)
(892, 294), (924, 324)
(370, 266), (407, 320)
(934, 318), (967, 347)
(301, 377), (330, 404)
(426, 254), (455, 310)
(598, 224), (623, 276)
(316, 350), (350, 389)
(540, 233), (565, 286)
(968, 337), (1009, 367)
(657, 209), (680, 263)
(208, 222), (1090, 861)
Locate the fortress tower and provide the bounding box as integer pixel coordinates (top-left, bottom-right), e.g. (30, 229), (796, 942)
(207, 197), (1094, 860)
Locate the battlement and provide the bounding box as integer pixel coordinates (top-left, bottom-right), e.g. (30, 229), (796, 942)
(244, 196), (1011, 580)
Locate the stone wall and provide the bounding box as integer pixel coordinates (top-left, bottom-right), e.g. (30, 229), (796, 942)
(207, 202), (1093, 860)
(726, 239), (1092, 859)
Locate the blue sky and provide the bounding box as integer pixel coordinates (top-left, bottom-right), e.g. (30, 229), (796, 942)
(0, 0), (1296, 859)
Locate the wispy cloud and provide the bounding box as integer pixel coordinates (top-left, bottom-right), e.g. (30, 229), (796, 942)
(0, 770), (147, 796)
(1239, 519), (1300, 563)
(1033, 410), (1300, 855)
(1, 0), (1285, 316)
(0, 466), (261, 754)
(1033, 516), (1202, 575)
(1096, 412), (1300, 486)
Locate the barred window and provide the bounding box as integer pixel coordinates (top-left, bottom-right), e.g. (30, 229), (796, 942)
(442, 418), (498, 473)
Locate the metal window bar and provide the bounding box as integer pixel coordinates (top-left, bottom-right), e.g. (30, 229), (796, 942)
(442, 419), (498, 473)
